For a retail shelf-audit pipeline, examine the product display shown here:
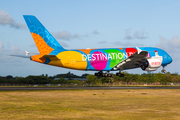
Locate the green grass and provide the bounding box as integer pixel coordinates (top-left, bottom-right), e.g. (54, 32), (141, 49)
(0, 89), (180, 119)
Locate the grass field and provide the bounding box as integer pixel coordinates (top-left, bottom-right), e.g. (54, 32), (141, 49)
(0, 89), (180, 120)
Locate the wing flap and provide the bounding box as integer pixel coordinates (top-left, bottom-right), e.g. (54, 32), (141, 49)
(113, 51), (148, 70)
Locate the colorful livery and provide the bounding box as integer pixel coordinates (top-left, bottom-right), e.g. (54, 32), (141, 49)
(22, 15), (172, 77)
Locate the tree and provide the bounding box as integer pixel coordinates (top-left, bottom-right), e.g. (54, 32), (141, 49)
(86, 75), (97, 84)
(6, 75), (13, 80)
(101, 77), (112, 84)
(153, 73), (166, 82)
(81, 73), (89, 78)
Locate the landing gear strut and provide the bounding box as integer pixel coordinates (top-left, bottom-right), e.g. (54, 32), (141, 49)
(95, 71), (102, 76)
(161, 66), (166, 73)
(116, 71), (124, 77)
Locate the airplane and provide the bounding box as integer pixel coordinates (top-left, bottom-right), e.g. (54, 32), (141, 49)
(12, 15), (173, 77)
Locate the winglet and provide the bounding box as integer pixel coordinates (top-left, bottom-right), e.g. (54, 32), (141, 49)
(25, 50), (29, 56)
(136, 47), (142, 54)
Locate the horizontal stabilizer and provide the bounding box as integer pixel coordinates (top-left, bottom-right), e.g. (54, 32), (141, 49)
(41, 55), (61, 60)
(10, 55), (30, 58)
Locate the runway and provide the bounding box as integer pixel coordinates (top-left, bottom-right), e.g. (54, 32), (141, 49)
(0, 87), (180, 91)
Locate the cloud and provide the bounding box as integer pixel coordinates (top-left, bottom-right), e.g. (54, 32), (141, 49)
(124, 28), (148, 40)
(167, 36), (180, 48)
(52, 29), (100, 41)
(98, 41), (107, 44)
(59, 42), (69, 47)
(92, 30), (100, 35)
(11, 44), (22, 54)
(156, 36), (180, 61)
(0, 41), (3, 53)
(124, 28), (133, 40)
(0, 9), (25, 29)
(113, 41), (144, 47)
(52, 31), (84, 40)
(0, 41), (25, 63)
(29, 44), (36, 48)
(156, 36), (180, 50)
(133, 29), (148, 39)
(156, 36), (180, 73)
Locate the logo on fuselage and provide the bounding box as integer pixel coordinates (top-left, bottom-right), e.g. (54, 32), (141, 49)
(82, 52), (127, 61)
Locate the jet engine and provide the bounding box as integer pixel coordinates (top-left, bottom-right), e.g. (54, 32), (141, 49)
(144, 58), (162, 71)
(140, 50), (163, 71)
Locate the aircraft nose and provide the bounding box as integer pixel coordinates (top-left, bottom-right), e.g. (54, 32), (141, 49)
(168, 55), (173, 64)
(161, 50), (173, 66)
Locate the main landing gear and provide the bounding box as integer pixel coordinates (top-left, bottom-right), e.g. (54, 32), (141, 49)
(161, 66), (166, 73)
(94, 71), (114, 77)
(116, 71), (124, 77)
(94, 71), (124, 77)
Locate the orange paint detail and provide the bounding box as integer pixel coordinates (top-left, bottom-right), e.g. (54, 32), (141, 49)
(77, 49), (94, 55)
(118, 48), (123, 50)
(31, 33), (54, 55)
(31, 55), (46, 63)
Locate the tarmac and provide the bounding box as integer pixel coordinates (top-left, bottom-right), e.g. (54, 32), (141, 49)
(0, 87), (180, 91)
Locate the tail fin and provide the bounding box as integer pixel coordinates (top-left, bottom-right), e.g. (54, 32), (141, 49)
(23, 15), (65, 55)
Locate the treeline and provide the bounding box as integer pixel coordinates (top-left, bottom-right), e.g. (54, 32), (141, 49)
(0, 72), (88, 85)
(0, 72), (180, 85)
(86, 72), (180, 84)
(0, 76), (82, 85)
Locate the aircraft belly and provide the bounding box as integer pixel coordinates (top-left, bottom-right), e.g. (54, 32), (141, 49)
(53, 51), (88, 70)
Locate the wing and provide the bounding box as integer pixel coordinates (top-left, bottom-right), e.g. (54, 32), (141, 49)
(113, 51), (149, 71)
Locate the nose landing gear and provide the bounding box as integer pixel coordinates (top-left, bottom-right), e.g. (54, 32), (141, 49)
(161, 66), (166, 73)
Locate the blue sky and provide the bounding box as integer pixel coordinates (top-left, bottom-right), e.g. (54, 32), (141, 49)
(0, 0), (180, 77)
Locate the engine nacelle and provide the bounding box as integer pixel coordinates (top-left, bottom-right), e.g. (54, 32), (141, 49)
(145, 58), (162, 71)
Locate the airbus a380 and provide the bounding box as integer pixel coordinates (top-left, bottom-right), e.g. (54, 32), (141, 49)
(13, 15), (173, 77)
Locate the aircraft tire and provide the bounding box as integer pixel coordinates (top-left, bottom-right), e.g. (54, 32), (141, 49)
(116, 73), (120, 76)
(143, 60), (149, 67)
(140, 65), (146, 70)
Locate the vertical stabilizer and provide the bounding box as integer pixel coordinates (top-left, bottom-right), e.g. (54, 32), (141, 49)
(23, 15), (64, 55)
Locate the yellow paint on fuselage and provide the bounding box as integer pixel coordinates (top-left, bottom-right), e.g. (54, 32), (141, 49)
(48, 51), (87, 70)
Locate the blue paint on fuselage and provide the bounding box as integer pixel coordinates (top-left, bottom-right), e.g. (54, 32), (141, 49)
(140, 47), (172, 66)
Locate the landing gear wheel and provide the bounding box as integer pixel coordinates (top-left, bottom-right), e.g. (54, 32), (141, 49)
(108, 74), (112, 77)
(143, 60), (149, 67)
(103, 73), (108, 77)
(95, 71), (103, 76)
(116, 72), (124, 77)
(95, 71), (113, 77)
(140, 64), (146, 70)
(161, 69), (166, 73)
(116, 73), (120, 76)
(161, 66), (166, 73)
